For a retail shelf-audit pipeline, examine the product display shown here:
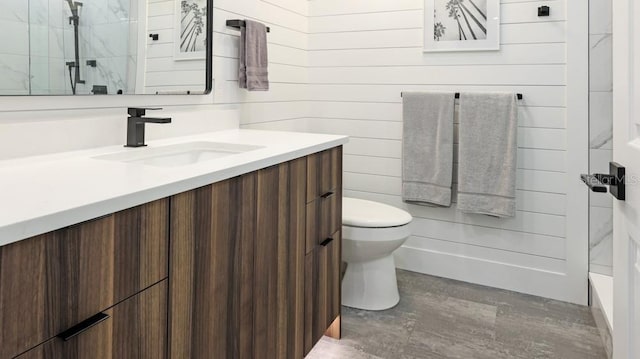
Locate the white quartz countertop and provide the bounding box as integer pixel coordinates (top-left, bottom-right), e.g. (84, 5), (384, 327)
(0, 129), (348, 247)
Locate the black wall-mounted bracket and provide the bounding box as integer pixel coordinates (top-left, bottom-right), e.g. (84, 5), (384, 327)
(538, 5), (550, 17)
(149, 33), (159, 41)
(226, 19), (271, 33)
(581, 162), (626, 201)
(86, 60), (97, 67)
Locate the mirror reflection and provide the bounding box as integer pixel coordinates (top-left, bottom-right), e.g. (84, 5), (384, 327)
(0, 0), (210, 96)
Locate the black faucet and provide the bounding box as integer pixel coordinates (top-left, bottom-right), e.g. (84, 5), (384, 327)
(125, 108), (172, 147)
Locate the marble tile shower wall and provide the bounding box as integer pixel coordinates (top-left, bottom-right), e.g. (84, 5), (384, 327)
(589, 0), (613, 276)
(75, 0), (136, 95)
(0, 2), (30, 94)
(0, 0), (135, 95)
(31, 0), (70, 94)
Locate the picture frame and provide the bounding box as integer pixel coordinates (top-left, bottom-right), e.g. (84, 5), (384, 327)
(424, 0), (500, 52)
(174, 0), (207, 61)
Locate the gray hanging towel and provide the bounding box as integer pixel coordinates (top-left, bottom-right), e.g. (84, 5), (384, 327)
(457, 92), (518, 218)
(239, 20), (269, 91)
(402, 91), (456, 207)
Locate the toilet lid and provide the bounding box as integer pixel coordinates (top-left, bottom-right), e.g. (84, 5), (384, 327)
(343, 197), (412, 228)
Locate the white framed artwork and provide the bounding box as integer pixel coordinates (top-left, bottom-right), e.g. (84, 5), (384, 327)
(424, 0), (500, 52)
(174, 0), (207, 60)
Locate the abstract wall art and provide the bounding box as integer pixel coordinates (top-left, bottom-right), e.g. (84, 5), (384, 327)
(175, 0), (207, 60)
(424, 0), (500, 52)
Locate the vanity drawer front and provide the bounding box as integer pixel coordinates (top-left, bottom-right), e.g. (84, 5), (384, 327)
(15, 280), (167, 359)
(307, 147), (342, 203)
(0, 199), (168, 359)
(306, 195), (341, 254)
(304, 230), (341, 355)
(319, 193), (341, 246)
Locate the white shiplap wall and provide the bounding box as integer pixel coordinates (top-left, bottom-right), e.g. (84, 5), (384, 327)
(145, 0), (208, 94)
(0, 0), (310, 160)
(305, 0), (589, 304)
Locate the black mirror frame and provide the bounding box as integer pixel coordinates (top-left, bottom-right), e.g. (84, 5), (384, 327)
(204, 0), (213, 94)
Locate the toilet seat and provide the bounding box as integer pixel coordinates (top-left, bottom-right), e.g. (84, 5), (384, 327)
(342, 224), (411, 243)
(343, 198), (412, 228)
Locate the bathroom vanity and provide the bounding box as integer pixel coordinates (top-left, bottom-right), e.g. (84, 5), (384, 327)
(0, 130), (346, 359)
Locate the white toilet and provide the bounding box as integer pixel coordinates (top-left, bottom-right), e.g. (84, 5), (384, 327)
(341, 197), (413, 311)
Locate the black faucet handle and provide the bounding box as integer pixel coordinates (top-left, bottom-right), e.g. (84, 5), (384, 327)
(128, 107), (163, 117)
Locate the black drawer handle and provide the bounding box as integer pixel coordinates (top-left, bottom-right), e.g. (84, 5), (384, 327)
(320, 237), (334, 246)
(321, 191), (335, 199)
(57, 312), (110, 341)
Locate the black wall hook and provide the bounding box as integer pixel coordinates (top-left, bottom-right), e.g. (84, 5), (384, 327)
(538, 6), (550, 17)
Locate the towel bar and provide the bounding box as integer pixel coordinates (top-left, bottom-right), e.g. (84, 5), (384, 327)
(401, 92), (523, 100)
(226, 19), (271, 33)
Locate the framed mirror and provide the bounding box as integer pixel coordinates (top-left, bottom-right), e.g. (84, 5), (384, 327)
(0, 0), (212, 96)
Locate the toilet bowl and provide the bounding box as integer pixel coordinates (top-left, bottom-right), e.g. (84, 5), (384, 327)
(342, 197), (413, 311)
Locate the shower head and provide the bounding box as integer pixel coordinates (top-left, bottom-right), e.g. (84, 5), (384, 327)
(65, 0), (82, 14)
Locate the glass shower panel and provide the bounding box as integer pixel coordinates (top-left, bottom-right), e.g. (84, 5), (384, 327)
(588, 0), (614, 276)
(27, 0), (70, 95)
(26, 0), (132, 95)
(69, 0), (132, 95)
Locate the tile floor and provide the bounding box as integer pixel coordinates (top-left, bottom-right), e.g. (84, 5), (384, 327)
(307, 270), (607, 359)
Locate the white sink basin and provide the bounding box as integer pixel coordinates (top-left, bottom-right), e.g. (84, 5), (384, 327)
(94, 141), (265, 168)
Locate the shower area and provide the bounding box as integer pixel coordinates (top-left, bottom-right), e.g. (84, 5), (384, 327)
(0, 0), (137, 95)
(588, 0), (613, 354)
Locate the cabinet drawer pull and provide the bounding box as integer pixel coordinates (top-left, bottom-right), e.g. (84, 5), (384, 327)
(57, 312), (110, 341)
(320, 237), (334, 246)
(321, 191), (335, 199)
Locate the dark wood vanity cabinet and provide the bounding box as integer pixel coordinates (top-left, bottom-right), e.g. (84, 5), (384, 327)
(169, 169), (270, 359)
(0, 200), (168, 359)
(0, 146), (342, 359)
(170, 148), (342, 359)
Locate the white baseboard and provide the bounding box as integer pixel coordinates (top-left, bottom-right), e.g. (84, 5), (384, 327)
(589, 272), (613, 330)
(394, 245), (587, 304)
(589, 272), (614, 358)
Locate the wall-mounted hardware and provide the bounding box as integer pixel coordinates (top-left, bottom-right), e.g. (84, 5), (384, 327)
(92, 85), (107, 95)
(149, 33), (159, 41)
(401, 92), (524, 100)
(538, 5), (550, 17)
(126, 108), (172, 147)
(57, 312), (110, 341)
(581, 162), (626, 201)
(65, 0), (85, 95)
(226, 19), (271, 33)
(86, 60), (97, 67)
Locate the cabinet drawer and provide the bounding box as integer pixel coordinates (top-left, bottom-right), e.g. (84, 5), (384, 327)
(0, 199), (168, 359)
(306, 194), (340, 254)
(307, 147), (342, 203)
(304, 230), (341, 355)
(15, 280), (167, 359)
